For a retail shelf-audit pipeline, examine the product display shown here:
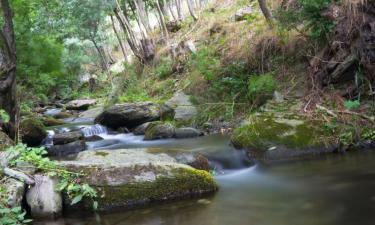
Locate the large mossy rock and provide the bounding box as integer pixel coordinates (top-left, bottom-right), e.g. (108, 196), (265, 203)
(144, 122), (175, 140)
(2, 178), (25, 208)
(20, 116), (47, 147)
(0, 130), (13, 150)
(95, 102), (174, 129)
(231, 113), (336, 162)
(59, 149), (217, 210)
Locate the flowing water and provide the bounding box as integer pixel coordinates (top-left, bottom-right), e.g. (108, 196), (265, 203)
(36, 122), (375, 225)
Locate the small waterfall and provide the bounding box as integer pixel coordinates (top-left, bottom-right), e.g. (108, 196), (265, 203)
(42, 130), (55, 147)
(81, 124), (107, 137)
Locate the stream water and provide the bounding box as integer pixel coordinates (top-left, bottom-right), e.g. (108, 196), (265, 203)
(34, 122), (375, 225)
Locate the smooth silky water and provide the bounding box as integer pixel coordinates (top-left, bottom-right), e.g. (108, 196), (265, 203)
(34, 128), (375, 225)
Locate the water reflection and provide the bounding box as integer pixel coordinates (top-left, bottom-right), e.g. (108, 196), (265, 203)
(34, 134), (375, 225)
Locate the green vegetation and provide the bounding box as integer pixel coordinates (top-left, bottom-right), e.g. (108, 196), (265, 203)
(4, 145), (98, 209)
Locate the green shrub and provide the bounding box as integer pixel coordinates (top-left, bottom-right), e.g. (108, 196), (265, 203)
(248, 73), (276, 103)
(344, 100), (361, 110)
(276, 0), (335, 41)
(154, 56), (174, 79)
(188, 47), (220, 81)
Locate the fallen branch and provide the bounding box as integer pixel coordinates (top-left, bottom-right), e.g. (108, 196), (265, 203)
(2, 167), (35, 185)
(316, 104), (375, 123)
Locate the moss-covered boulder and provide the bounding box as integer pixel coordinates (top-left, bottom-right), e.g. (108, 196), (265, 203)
(20, 116), (47, 147)
(41, 117), (65, 127)
(144, 122), (175, 140)
(231, 113), (336, 162)
(0, 131), (13, 150)
(59, 149), (217, 210)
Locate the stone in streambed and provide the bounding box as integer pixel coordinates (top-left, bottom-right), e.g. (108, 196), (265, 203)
(59, 149), (217, 210)
(174, 128), (202, 139)
(53, 131), (84, 145)
(144, 122), (175, 140)
(95, 102), (174, 129)
(20, 116), (47, 147)
(0, 130), (13, 150)
(66, 99), (97, 110)
(230, 113), (337, 162)
(133, 122), (151, 135)
(47, 140), (86, 157)
(175, 153), (210, 171)
(26, 175), (62, 219)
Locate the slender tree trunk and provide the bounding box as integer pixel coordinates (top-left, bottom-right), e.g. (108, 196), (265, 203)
(91, 37), (109, 71)
(156, 0), (170, 45)
(168, 2), (178, 21)
(110, 14), (128, 60)
(114, 0), (143, 61)
(0, 0), (17, 140)
(186, 0), (198, 21)
(134, 0), (152, 34)
(258, 0), (274, 27)
(175, 0), (183, 21)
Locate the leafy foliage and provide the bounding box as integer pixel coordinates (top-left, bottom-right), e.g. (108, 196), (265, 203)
(5, 145), (98, 209)
(188, 47), (220, 81)
(344, 100), (361, 110)
(248, 73), (276, 104)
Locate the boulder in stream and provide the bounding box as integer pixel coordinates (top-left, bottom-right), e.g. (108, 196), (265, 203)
(26, 175), (62, 219)
(20, 116), (47, 147)
(230, 113), (337, 162)
(53, 131), (84, 145)
(133, 122), (151, 135)
(95, 102), (174, 129)
(66, 99), (97, 110)
(59, 149), (217, 210)
(144, 122), (175, 140)
(47, 140), (86, 157)
(174, 127), (202, 139)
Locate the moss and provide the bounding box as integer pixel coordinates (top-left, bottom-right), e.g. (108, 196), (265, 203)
(0, 131), (13, 151)
(95, 167), (217, 209)
(231, 113), (327, 151)
(95, 151), (109, 157)
(41, 116), (65, 127)
(144, 121), (175, 140)
(20, 115), (47, 147)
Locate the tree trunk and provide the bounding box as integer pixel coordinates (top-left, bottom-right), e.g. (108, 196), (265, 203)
(258, 0), (274, 27)
(175, 0), (183, 21)
(168, 2), (178, 21)
(134, 0), (152, 34)
(156, 0), (170, 44)
(186, 0), (198, 21)
(114, 0), (143, 61)
(0, 0), (17, 140)
(90, 38), (109, 71)
(110, 14), (128, 60)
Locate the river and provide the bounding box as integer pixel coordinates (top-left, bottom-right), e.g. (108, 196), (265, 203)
(34, 123), (375, 225)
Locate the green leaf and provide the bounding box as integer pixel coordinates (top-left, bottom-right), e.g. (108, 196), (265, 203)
(93, 201), (98, 210)
(71, 194), (83, 205)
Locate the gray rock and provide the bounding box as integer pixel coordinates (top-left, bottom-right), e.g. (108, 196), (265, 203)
(165, 91), (197, 121)
(175, 154), (210, 171)
(144, 122), (175, 140)
(53, 131), (84, 145)
(26, 175), (62, 219)
(85, 135), (104, 142)
(0, 130), (13, 150)
(3, 178), (25, 208)
(133, 122), (151, 135)
(47, 140), (86, 157)
(95, 102), (174, 129)
(174, 128), (202, 139)
(66, 99), (97, 110)
(59, 149), (217, 210)
(233, 6), (254, 21)
(0, 151), (19, 169)
(78, 106), (104, 119)
(273, 91), (284, 103)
